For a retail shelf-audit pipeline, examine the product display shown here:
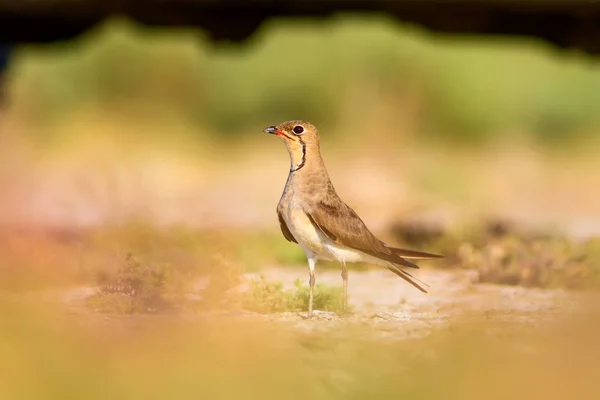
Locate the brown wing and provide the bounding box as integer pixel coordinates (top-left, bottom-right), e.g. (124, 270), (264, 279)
(277, 210), (297, 244)
(305, 197), (440, 269)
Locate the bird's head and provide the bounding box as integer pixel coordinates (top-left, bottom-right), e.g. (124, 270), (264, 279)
(264, 120), (319, 145)
(263, 120), (320, 172)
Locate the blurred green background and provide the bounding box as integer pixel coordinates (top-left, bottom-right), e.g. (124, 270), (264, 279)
(6, 15), (600, 147)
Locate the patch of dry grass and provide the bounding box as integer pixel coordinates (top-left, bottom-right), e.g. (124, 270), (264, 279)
(85, 249), (345, 315)
(85, 253), (193, 313)
(390, 219), (600, 289)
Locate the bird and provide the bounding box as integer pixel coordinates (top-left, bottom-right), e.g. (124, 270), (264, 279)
(263, 120), (443, 318)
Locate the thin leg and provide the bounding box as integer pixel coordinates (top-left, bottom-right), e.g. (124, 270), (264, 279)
(308, 257), (316, 319)
(341, 261), (348, 313)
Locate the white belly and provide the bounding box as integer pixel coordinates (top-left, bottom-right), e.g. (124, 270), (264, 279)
(283, 200), (378, 265)
(322, 242), (369, 263)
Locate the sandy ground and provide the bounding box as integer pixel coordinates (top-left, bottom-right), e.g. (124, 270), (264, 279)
(247, 267), (587, 338)
(52, 267), (595, 341)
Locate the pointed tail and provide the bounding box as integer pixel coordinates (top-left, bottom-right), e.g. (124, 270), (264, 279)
(387, 246), (443, 260)
(386, 263), (429, 293)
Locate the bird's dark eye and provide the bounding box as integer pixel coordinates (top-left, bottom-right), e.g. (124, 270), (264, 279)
(292, 125), (304, 135)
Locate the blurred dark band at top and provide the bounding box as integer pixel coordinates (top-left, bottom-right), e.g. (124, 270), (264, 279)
(0, 44), (10, 108)
(0, 44), (10, 71)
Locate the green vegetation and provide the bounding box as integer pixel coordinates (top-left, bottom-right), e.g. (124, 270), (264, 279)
(7, 16), (600, 148)
(243, 276), (345, 314)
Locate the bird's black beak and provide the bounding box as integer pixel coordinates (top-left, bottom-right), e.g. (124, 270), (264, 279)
(264, 126), (278, 134)
(264, 125), (292, 140)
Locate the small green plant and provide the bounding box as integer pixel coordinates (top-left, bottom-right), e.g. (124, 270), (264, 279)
(243, 276), (289, 313)
(289, 279), (345, 313)
(242, 276), (346, 314)
(86, 253), (191, 313)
